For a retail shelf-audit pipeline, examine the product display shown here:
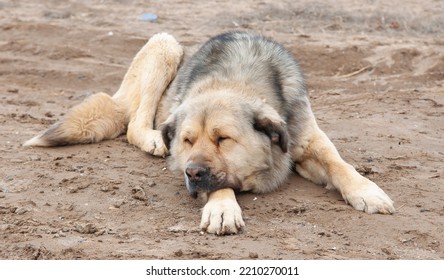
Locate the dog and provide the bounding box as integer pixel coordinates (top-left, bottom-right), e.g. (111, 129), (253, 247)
(24, 31), (395, 235)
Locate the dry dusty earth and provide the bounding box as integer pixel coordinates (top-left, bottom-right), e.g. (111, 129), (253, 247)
(1, 0), (443, 260)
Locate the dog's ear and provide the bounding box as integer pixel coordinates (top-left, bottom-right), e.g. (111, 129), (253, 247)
(253, 110), (289, 153)
(160, 117), (176, 150)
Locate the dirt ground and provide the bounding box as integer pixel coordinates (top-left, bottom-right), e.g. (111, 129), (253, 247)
(1, 0), (443, 260)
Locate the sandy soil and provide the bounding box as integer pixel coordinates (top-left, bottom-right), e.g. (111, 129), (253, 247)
(1, 0), (443, 260)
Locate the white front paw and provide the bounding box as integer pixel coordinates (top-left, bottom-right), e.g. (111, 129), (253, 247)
(141, 130), (168, 157)
(200, 197), (245, 235)
(343, 179), (395, 214)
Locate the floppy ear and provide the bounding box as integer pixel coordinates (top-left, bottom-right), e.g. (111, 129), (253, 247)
(253, 111), (289, 153)
(160, 117), (176, 150)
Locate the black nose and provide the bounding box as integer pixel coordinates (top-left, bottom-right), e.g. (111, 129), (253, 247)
(185, 164), (209, 182)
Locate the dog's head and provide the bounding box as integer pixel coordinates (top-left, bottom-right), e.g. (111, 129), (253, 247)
(160, 91), (290, 197)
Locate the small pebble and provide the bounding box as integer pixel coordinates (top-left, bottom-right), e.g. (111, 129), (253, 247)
(174, 250), (183, 257)
(138, 13), (158, 22)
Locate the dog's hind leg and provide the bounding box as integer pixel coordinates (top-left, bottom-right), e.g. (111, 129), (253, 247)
(24, 33), (183, 151)
(114, 33), (183, 157)
(291, 118), (395, 214)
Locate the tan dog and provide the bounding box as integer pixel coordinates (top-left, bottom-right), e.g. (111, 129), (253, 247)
(25, 32), (395, 235)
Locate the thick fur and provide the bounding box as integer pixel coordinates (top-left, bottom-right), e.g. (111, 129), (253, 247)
(24, 32), (183, 157)
(25, 31), (395, 235)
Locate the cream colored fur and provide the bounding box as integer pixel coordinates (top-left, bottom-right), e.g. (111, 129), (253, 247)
(200, 188), (245, 235)
(113, 33), (183, 156)
(24, 92), (126, 146)
(292, 121), (394, 214)
(24, 33), (183, 153)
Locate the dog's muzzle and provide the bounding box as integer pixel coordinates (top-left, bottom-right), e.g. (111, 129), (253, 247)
(185, 163), (210, 198)
(184, 163), (239, 198)
(186, 163), (210, 183)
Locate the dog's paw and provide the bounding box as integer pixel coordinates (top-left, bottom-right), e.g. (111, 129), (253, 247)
(200, 196), (245, 235)
(342, 179), (395, 214)
(141, 130), (168, 157)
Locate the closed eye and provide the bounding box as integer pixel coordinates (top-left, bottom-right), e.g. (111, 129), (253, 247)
(217, 136), (229, 145)
(184, 138), (193, 146)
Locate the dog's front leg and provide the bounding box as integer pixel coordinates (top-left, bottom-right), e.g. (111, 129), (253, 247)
(200, 188), (245, 235)
(293, 124), (395, 214)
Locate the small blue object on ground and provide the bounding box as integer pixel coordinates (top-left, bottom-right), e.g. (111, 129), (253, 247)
(138, 13), (158, 22)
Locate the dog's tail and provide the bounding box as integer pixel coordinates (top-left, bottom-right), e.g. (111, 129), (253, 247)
(23, 92), (127, 147)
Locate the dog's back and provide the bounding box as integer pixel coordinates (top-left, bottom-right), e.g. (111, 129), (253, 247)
(173, 32), (307, 111)
(160, 31), (312, 146)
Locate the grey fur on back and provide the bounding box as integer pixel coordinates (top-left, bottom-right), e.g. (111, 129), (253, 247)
(166, 31), (313, 144)
(175, 32), (307, 114)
